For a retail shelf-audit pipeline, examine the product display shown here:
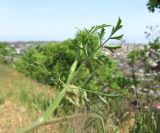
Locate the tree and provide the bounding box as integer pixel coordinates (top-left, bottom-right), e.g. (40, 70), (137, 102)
(0, 42), (15, 63)
(147, 0), (160, 12)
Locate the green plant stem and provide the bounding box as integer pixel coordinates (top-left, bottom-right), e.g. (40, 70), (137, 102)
(78, 87), (122, 97)
(18, 113), (105, 133)
(19, 59), (78, 133)
(131, 67), (139, 99)
(71, 59), (88, 81)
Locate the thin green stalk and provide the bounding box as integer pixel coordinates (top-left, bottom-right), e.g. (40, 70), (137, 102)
(66, 59), (78, 84)
(19, 113), (105, 133)
(19, 59), (78, 133)
(71, 59), (88, 81)
(78, 87), (122, 97)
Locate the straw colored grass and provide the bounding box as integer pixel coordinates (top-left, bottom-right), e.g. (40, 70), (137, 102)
(0, 64), (59, 132)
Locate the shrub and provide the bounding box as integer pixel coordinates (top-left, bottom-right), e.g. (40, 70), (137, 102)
(16, 40), (128, 92)
(0, 42), (15, 64)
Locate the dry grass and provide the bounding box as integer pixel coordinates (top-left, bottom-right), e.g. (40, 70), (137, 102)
(0, 100), (64, 133)
(0, 64), (60, 132)
(0, 101), (32, 133)
(0, 64), (55, 100)
(119, 112), (136, 133)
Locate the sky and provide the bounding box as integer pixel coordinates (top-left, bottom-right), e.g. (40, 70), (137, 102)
(0, 0), (160, 43)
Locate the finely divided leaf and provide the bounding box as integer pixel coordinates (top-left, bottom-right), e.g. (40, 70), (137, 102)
(110, 35), (123, 40)
(103, 45), (121, 52)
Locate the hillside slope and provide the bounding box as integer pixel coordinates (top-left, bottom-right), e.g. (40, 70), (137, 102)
(0, 64), (57, 133)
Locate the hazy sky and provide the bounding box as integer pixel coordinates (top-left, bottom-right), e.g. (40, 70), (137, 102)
(0, 0), (160, 43)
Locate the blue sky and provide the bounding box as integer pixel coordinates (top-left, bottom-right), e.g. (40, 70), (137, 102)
(0, 0), (160, 43)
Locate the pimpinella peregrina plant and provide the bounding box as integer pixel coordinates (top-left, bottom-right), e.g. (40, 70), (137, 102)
(19, 18), (123, 133)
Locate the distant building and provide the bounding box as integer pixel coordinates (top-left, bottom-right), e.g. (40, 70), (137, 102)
(15, 48), (21, 54)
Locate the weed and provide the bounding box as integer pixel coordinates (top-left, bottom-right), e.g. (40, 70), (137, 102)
(19, 18), (123, 132)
